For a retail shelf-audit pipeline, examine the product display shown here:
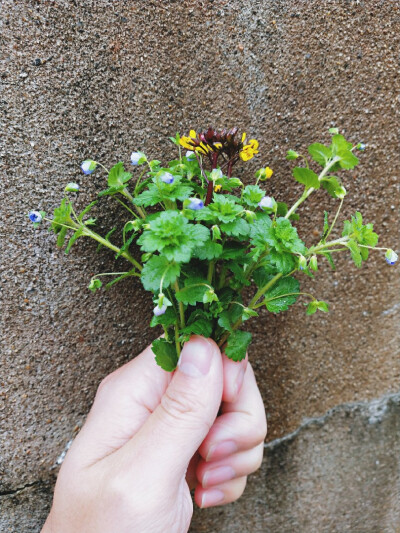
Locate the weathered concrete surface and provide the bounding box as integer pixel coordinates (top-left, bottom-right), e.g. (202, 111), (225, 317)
(2, 393), (400, 532)
(1, 0), (399, 529)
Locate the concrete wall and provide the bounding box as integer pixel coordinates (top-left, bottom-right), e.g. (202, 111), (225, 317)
(1, 1), (399, 531)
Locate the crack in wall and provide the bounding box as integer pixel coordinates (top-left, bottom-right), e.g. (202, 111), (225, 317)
(0, 481), (41, 499)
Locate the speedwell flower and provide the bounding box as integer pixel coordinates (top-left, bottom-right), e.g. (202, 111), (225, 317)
(258, 196), (274, 209)
(160, 172), (174, 184)
(385, 249), (398, 265)
(186, 151), (195, 160)
(81, 160), (97, 174)
(356, 143), (366, 151)
(130, 152), (142, 165)
(187, 198), (204, 210)
(28, 211), (42, 223)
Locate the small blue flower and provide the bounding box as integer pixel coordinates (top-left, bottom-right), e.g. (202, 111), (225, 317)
(186, 151), (195, 160)
(385, 249), (398, 265)
(357, 142), (366, 151)
(298, 255), (307, 271)
(81, 160), (97, 174)
(130, 152), (142, 165)
(153, 303), (167, 316)
(28, 210), (42, 223)
(258, 196), (274, 209)
(65, 182), (80, 193)
(187, 198), (204, 210)
(160, 172), (174, 184)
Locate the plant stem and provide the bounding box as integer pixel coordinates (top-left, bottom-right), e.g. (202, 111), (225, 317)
(122, 189), (146, 219)
(207, 261), (215, 284)
(174, 323), (181, 357)
(310, 236), (350, 254)
(324, 197), (344, 242)
(285, 157), (339, 219)
(249, 272), (283, 308)
(84, 227), (142, 271)
(174, 280), (185, 328)
(253, 291), (316, 309)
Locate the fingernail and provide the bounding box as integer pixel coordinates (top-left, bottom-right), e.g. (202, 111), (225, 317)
(233, 365), (246, 397)
(178, 336), (213, 378)
(201, 488), (225, 508)
(203, 466), (235, 488)
(206, 440), (238, 461)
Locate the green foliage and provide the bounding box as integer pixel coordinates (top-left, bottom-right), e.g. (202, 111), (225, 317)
(306, 300), (329, 315)
(225, 330), (252, 361)
(292, 167), (320, 189)
(141, 255), (180, 292)
(263, 276), (300, 313)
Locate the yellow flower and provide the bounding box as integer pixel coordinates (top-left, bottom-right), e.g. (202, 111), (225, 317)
(241, 132), (247, 143)
(189, 129), (197, 139)
(240, 139), (259, 161)
(265, 166), (273, 179)
(179, 136), (195, 150)
(214, 185), (222, 192)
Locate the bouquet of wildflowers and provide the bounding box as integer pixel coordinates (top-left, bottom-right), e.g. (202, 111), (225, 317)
(29, 127), (397, 371)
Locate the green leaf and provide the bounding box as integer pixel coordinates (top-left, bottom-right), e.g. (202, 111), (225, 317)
(276, 202), (288, 217)
(321, 176), (346, 198)
(193, 240), (223, 260)
(181, 319), (213, 338)
(152, 339), (178, 372)
(218, 306), (242, 333)
(241, 307), (258, 321)
(108, 162), (132, 188)
(65, 228), (84, 253)
(56, 226), (68, 248)
(323, 211), (329, 236)
(138, 211), (209, 263)
(264, 276), (300, 313)
(105, 270), (137, 289)
(243, 185), (265, 208)
(220, 218), (250, 238)
(306, 301), (317, 315)
(96, 228), (117, 252)
(347, 239), (362, 267)
(141, 255), (181, 292)
(292, 167), (320, 189)
(175, 277), (209, 305)
(225, 330), (252, 362)
(331, 135), (359, 169)
(308, 143), (331, 166)
(306, 300), (329, 315)
(78, 201), (97, 222)
(51, 198), (73, 235)
(196, 194), (242, 224)
(322, 251), (336, 270)
(115, 233), (136, 260)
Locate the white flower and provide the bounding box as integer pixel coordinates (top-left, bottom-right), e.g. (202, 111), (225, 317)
(28, 211), (42, 223)
(187, 198), (204, 210)
(186, 151), (195, 160)
(65, 182), (80, 192)
(81, 160), (97, 174)
(130, 152), (142, 165)
(153, 304), (167, 316)
(258, 196), (274, 209)
(160, 172), (174, 184)
(385, 249), (398, 265)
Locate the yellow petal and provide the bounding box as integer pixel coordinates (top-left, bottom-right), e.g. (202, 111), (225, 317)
(240, 149), (253, 161)
(214, 185), (222, 192)
(200, 142), (210, 153)
(190, 129), (197, 139)
(179, 137), (194, 150)
(265, 167), (273, 179)
(249, 139), (259, 150)
(241, 132), (247, 143)
(214, 142), (222, 149)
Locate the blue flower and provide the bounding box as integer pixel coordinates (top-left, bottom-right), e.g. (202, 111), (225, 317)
(187, 198), (204, 210)
(298, 255), (307, 271)
(258, 196), (274, 209)
(130, 152), (142, 165)
(153, 303), (167, 316)
(28, 211), (42, 223)
(385, 249), (398, 265)
(357, 143), (366, 151)
(160, 172), (174, 184)
(81, 160), (97, 174)
(186, 151), (195, 160)
(65, 182), (80, 192)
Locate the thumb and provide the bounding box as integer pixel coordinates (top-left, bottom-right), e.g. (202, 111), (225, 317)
(123, 336), (223, 482)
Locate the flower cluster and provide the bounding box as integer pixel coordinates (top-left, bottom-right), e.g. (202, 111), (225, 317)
(29, 128), (397, 371)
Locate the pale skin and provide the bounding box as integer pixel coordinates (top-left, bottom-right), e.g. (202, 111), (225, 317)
(42, 335), (267, 533)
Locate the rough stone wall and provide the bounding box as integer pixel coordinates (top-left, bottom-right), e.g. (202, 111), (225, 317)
(1, 0), (399, 531)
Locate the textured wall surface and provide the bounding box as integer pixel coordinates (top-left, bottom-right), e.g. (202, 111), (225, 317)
(1, 0), (399, 531)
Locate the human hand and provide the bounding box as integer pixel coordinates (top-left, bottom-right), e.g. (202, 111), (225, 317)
(42, 336), (267, 533)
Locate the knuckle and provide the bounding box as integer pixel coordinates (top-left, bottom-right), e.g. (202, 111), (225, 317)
(96, 370), (119, 398)
(160, 388), (211, 431)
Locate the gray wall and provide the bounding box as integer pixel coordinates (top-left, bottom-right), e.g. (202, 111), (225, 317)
(1, 1), (399, 531)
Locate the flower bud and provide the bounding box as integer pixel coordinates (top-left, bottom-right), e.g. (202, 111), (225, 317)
(385, 249), (398, 265)
(245, 210), (256, 223)
(210, 168), (223, 182)
(298, 255), (307, 270)
(160, 172), (174, 184)
(65, 182), (80, 193)
(258, 196), (274, 210)
(80, 160), (97, 174)
(356, 142), (366, 151)
(286, 150), (299, 160)
(336, 186), (347, 199)
(309, 255), (318, 271)
(130, 151), (142, 165)
(153, 303), (167, 316)
(211, 225), (221, 241)
(28, 210), (42, 223)
(186, 151), (195, 160)
(257, 167), (274, 181)
(187, 198), (204, 210)
(329, 127), (339, 135)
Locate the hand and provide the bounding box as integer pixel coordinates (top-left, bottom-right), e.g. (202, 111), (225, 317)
(42, 336), (267, 533)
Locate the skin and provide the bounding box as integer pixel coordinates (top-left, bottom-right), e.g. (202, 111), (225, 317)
(42, 335), (267, 533)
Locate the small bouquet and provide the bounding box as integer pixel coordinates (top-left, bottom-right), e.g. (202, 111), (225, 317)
(29, 127), (397, 371)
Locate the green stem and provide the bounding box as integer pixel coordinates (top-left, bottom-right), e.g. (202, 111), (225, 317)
(84, 227), (142, 271)
(249, 272), (283, 308)
(310, 236), (350, 254)
(324, 197), (344, 242)
(253, 291), (316, 309)
(359, 245), (390, 251)
(207, 261), (215, 284)
(285, 157), (340, 219)
(122, 189), (146, 219)
(115, 197), (139, 218)
(174, 280), (185, 328)
(174, 323), (181, 357)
